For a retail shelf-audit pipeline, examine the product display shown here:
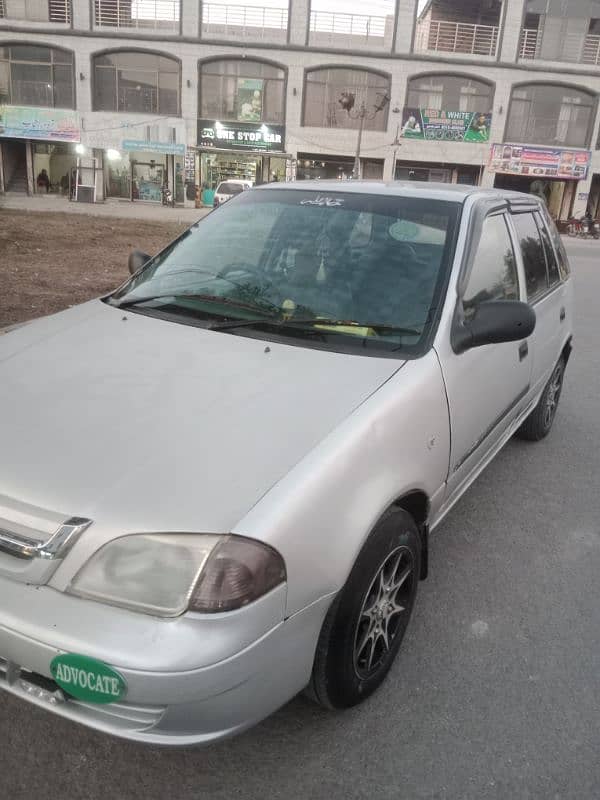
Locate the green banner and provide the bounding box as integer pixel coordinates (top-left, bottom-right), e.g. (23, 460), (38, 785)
(401, 108), (491, 143)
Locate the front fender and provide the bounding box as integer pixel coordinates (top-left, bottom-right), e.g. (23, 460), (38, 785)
(233, 351), (450, 616)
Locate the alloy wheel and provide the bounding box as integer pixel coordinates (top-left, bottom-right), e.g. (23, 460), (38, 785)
(353, 546), (415, 680)
(543, 361), (564, 430)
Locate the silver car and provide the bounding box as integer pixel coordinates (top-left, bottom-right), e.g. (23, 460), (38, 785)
(0, 182), (572, 745)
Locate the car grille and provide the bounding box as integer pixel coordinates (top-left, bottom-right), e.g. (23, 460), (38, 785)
(0, 655), (165, 732)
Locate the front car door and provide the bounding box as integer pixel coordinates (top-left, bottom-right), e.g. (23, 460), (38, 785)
(435, 206), (532, 501)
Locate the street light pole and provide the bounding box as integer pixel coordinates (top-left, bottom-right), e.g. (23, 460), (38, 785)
(339, 91), (390, 181)
(391, 123), (401, 181)
(353, 103), (366, 180)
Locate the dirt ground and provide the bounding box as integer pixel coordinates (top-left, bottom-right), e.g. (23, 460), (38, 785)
(0, 210), (188, 328)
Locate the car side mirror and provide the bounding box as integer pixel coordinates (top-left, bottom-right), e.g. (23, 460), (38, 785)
(452, 300), (536, 354)
(128, 249), (151, 275)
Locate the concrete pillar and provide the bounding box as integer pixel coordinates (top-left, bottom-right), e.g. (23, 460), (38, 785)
(93, 149), (105, 201)
(394, 0), (418, 55)
(25, 140), (34, 195)
(383, 153), (396, 181)
(0, 143), (4, 194)
(72, 0), (91, 30)
(184, 0), (201, 38)
(288, 0), (310, 47)
(499, 0), (526, 63)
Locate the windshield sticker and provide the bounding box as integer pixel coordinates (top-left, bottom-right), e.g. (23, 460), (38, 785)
(300, 196), (344, 207)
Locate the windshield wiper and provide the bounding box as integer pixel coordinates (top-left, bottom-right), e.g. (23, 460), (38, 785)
(114, 292), (279, 316)
(210, 317), (423, 337)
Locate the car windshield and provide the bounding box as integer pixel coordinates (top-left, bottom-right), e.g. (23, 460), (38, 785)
(218, 182), (245, 195)
(108, 188), (460, 356)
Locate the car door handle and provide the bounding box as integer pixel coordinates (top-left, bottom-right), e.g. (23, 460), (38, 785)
(560, 307), (566, 322)
(519, 341), (529, 361)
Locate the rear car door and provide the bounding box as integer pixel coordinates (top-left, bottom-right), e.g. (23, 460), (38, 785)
(438, 210), (532, 497)
(507, 207), (567, 396)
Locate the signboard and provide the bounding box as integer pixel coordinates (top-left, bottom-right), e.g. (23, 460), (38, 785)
(237, 79), (263, 122)
(122, 139), (185, 156)
(198, 119), (285, 152)
(489, 144), (591, 180)
(400, 108), (491, 143)
(0, 105), (80, 142)
(184, 148), (196, 182)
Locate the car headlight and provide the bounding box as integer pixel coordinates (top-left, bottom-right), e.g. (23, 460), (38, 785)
(68, 534), (286, 617)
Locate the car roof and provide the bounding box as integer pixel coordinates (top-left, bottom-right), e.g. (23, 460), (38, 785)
(254, 180), (542, 206)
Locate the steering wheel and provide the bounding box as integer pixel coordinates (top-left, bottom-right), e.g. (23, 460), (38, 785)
(218, 263), (274, 290)
(393, 241), (419, 262)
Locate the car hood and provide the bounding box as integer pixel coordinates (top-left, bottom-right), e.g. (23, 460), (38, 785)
(0, 301), (403, 535)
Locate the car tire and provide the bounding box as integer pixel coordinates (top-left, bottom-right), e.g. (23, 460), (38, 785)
(516, 356), (566, 442)
(307, 509), (421, 710)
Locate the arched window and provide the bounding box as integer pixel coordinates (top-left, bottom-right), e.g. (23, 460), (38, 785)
(506, 83), (595, 147)
(0, 44), (75, 108)
(407, 74), (493, 113)
(198, 59), (285, 124)
(303, 67), (390, 130)
(93, 51), (180, 115)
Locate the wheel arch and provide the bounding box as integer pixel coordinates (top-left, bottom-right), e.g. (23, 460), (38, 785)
(391, 490), (430, 580)
(561, 335), (573, 366)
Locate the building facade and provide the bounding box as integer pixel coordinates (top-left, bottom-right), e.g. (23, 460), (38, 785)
(2, 0), (600, 220)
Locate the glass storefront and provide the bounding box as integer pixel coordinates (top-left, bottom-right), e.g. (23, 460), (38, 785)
(394, 161), (481, 185)
(296, 154), (384, 181)
(105, 150), (184, 202)
(199, 150), (289, 205)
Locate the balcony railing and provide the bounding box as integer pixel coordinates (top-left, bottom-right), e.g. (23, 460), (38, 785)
(309, 10), (390, 49)
(583, 34), (600, 65)
(0, 0), (71, 23)
(520, 27), (600, 65)
(416, 19), (499, 56)
(95, 0), (180, 31)
(202, 3), (288, 41)
(519, 28), (539, 59)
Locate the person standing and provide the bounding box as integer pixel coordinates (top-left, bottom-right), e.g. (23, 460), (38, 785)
(36, 168), (50, 193)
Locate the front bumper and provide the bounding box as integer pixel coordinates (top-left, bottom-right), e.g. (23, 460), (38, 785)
(0, 582), (332, 745)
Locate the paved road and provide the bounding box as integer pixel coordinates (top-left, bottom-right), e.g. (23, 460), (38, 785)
(1, 240), (599, 800)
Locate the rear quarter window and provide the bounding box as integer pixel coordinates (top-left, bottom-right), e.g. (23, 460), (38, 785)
(511, 212), (549, 302)
(540, 205), (570, 280)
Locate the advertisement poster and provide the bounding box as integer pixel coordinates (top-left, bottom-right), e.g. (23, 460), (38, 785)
(400, 108), (492, 143)
(184, 149), (196, 182)
(198, 119), (285, 152)
(237, 79), (264, 122)
(0, 105), (80, 142)
(488, 144), (591, 180)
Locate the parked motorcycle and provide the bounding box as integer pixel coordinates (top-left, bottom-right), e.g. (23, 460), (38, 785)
(566, 215), (600, 239)
(161, 185), (174, 207)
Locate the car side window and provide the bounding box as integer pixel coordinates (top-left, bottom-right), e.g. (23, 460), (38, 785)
(463, 214), (519, 319)
(511, 212), (548, 302)
(541, 205), (571, 280)
(534, 211), (561, 287)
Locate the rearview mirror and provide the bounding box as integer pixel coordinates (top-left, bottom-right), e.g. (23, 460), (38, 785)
(452, 300), (536, 354)
(128, 249), (151, 275)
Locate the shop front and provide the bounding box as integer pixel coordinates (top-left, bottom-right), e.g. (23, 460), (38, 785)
(197, 119), (291, 205)
(104, 140), (186, 203)
(394, 160), (481, 185)
(296, 154), (384, 181)
(0, 105), (80, 195)
(489, 144), (592, 222)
